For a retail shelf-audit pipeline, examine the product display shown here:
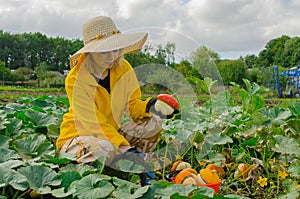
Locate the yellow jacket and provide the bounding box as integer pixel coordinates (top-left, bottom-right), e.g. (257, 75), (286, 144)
(56, 54), (152, 150)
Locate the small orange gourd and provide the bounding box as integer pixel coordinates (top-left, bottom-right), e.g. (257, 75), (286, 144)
(174, 168), (198, 186)
(235, 163), (254, 179)
(197, 168), (221, 184)
(171, 160), (192, 171)
(206, 164), (225, 178)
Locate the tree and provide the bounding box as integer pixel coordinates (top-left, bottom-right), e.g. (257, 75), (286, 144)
(280, 37), (300, 67)
(244, 54), (257, 68)
(175, 59), (192, 77)
(217, 59), (248, 85)
(255, 35), (290, 67)
(14, 67), (34, 81)
(189, 46), (221, 83)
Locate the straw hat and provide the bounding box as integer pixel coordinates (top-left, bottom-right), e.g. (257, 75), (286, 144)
(70, 16), (148, 68)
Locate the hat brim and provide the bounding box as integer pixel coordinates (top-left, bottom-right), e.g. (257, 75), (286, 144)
(70, 32), (148, 68)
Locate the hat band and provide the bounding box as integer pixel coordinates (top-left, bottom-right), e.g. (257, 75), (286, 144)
(85, 30), (121, 45)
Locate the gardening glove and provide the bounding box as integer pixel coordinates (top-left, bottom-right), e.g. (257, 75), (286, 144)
(147, 94), (179, 119)
(109, 147), (151, 186)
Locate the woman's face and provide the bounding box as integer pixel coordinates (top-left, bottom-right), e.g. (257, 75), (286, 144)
(90, 50), (121, 70)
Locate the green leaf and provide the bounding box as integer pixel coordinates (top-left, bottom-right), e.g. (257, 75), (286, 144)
(0, 135), (9, 148)
(288, 164), (300, 178)
(112, 178), (147, 199)
(4, 119), (24, 137)
(0, 160), (24, 169)
(207, 151), (226, 163)
(278, 189), (299, 199)
(18, 165), (61, 194)
(155, 184), (214, 199)
(205, 133), (233, 145)
(12, 134), (54, 159)
(272, 135), (300, 155)
(91, 156), (106, 173)
(71, 174), (114, 199)
(60, 163), (98, 177)
(51, 187), (75, 198)
(0, 148), (20, 163)
(25, 109), (58, 127)
(258, 108), (291, 125)
(59, 171), (82, 190)
(231, 148), (245, 160)
(224, 194), (251, 199)
(0, 115), (10, 130)
(51, 170), (82, 198)
(5, 103), (28, 111)
(118, 159), (145, 173)
(288, 102), (300, 116)
(0, 165), (28, 191)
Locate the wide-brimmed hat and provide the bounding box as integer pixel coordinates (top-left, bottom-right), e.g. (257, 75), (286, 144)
(70, 16), (148, 68)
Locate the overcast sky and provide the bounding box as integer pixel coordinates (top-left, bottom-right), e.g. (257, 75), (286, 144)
(1, 0), (300, 60)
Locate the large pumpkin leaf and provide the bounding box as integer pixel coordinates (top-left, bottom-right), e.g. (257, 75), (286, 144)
(18, 165), (61, 194)
(12, 133), (54, 159)
(288, 164), (300, 178)
(112, 177), (147, 198)
(0, 113), (10, 131)
(0, 135), (9, 148)
(0, 165), (28, 191)
(60, 163), (98, 177)
(4, 119), (25, 137)
(155, 184), (214, 199)
(0, 148), (20, 163)
(205, 133), (233, 145)
(51, 171), (82, 198)
(0, 160), (24, 169)
(288, 102), (300, 116)
(272, 135), (300, 156)
(70, 174), (114, 199)
(5, 103), (28, 111)
(25, 109), (58, 127)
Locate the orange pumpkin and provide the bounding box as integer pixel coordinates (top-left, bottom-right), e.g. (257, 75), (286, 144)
(174, 168), (198, 185)
(206, 164), (225, 178)
(197, 168), (221, 184)
(171, 160), (192, 171)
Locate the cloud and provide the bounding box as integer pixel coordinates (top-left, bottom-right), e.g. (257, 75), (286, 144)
(0, 0), (300, 59)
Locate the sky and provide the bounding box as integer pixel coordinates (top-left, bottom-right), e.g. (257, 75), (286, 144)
(1, 0), (300, 60)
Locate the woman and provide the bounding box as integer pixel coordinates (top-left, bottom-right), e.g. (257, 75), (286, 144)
(56, 16), (179, 165)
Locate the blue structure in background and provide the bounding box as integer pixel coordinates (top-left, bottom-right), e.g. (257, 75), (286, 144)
(267, 64), (300, 97)
(280, 64), (300, 97)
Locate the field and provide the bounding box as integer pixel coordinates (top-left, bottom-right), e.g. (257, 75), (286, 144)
(0, 80), (299, 199)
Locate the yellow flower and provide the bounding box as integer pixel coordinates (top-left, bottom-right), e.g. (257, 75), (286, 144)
(295, 183), (300, 190)
(257, 176), (268, 187)
(278, 170), (288, 179)
(198, 161), (206, 166)
(225, 162), (234, 168)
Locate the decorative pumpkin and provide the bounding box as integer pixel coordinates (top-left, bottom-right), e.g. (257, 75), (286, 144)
(171, 160), (192, 171)
(157, 94), (179, 110)
(174, 168), (198, 186)
(206, 164), (225, 178)
(234, 163), (254, 179)
(197, 168), (221, 184)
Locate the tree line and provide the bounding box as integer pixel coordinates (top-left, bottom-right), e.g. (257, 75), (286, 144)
(0, 30), (299, 90)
